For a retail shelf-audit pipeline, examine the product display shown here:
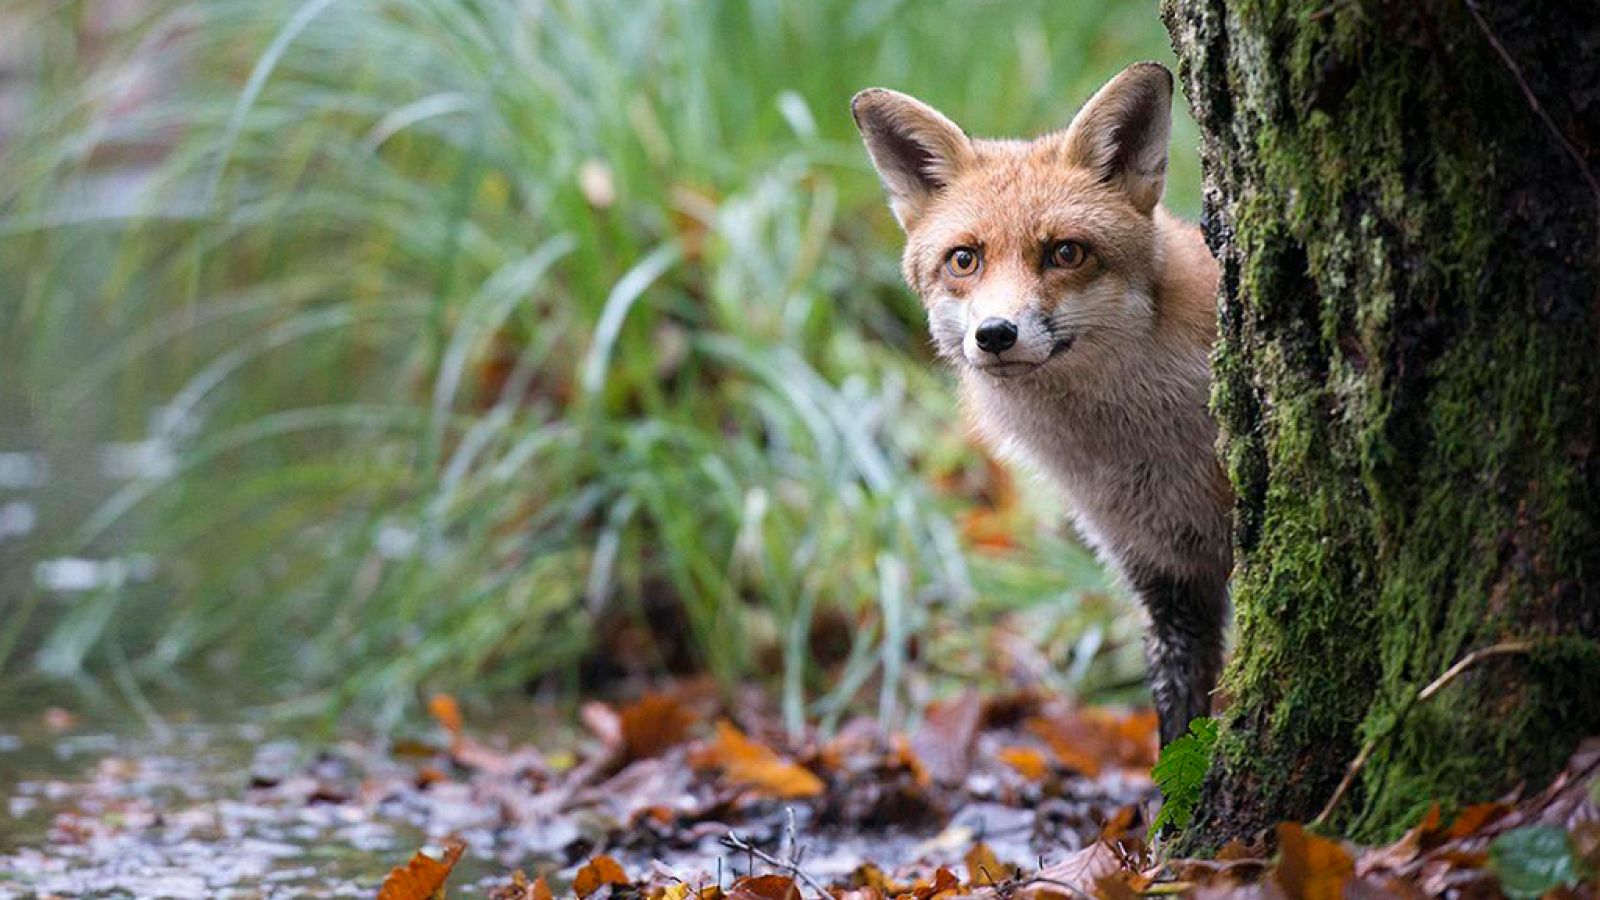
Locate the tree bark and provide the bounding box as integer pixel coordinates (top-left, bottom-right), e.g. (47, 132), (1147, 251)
(1162, 0), (1600, 846)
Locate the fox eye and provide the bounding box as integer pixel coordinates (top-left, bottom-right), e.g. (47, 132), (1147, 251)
(1048, 240), (1088, 269)
(946, 247), (980, 277)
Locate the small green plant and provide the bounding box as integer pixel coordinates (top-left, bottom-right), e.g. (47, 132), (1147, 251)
(1489, 826), (1585, 899)
(1149, 716), (1219, 837)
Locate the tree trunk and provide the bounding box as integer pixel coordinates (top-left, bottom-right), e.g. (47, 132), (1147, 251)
(1162, 0), (1600, 846)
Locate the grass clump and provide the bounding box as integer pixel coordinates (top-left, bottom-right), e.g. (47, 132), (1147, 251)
(0, 0), (1196, 725)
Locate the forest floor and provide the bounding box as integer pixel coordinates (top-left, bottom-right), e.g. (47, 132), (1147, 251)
(1, 683), (1596, 899)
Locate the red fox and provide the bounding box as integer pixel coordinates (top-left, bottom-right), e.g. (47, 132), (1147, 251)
(851, 62), (1230, 746)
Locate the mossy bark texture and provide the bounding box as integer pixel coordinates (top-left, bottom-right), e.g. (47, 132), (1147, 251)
(1162, 0), (1600, 846)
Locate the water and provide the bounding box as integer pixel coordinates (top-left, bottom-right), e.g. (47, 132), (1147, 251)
(0, 689), (549, 899)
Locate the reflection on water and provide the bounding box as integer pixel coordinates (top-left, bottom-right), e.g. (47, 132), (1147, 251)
(0, 689), (555, 899)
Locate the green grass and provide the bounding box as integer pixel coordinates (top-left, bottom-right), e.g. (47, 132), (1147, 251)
(0, 0), (1197, 727)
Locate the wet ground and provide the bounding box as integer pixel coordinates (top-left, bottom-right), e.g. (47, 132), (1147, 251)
(0, 695), (496, 898)
(0, 687), (1158, 899)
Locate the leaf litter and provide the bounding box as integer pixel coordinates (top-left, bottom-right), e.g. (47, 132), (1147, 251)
(2, 688), (1597, 898)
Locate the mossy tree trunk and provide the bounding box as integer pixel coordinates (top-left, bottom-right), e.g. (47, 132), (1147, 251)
(1162, 0), (1600, 845)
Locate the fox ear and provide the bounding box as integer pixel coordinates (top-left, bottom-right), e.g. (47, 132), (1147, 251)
(851, 88), (973, 230)
(1060, 62), (1173, 213)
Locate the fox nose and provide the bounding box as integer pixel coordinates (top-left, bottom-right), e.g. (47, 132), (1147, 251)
(974, 317), (1018, 354)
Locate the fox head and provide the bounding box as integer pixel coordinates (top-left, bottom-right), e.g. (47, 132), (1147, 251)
(851, 63), (1174, 380)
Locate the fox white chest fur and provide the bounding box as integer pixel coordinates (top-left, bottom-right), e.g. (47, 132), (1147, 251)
(964, 332), (1229, 588)
(852, 62), (1231, 745)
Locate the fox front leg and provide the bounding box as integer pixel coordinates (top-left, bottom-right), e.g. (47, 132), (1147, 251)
(1130, 568), (1228, 746)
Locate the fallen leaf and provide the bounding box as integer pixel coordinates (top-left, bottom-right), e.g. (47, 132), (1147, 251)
(911, 868), (960, 900)
(849, 863), (896, 895)
(620, 693), (697, 762)
(1274, 822), (1353, 900)
(1093, 872), (1142, 900)
(1098, 806), (1139, 842)
(1573, 822), (1600, 872)
(889, 735), (931, 787)
(726, 874), (800, 900)
(573, 856), (630, 898)
(1028, 707), (1159, 779)
(696, 720), (824, 799)
(488, 871), (553, 900)
(1356, 804), (1441, 876)
(1218, 839), (1265, 861)
(997, 746), (1050, 781)
(1446, 802), (1509, 838)
(910, 692), (982, 785)
(377, 840), (466, 900)
(1028, 842), (1122, 899)
(428, 694), (463, 744)
(965, 841), (1006, 886)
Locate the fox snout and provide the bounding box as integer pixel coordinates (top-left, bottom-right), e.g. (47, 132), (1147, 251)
(930, 298), (1072, 377)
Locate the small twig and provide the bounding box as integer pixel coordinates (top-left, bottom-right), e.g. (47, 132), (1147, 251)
(1462, 0), (1600, 241)
(1016, 875), (1095, 899)
(1312, 639), (1535, 827)
(1417, 640), (1535, 701)
(718, 830), (830, 898)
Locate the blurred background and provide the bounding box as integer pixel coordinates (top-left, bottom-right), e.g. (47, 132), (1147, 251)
(0, 0), (1198, 730)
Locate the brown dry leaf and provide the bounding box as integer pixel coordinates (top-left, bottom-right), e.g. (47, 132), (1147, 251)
(1218, 839), (1265, 861)
(619, 693), (697, 761)
(698, 720), (824, 799)
(377, 839), (466, 900)
(889, 735), (932, 787)
(1097, 805), (1138, 842)
(428, 694), (463, 744)
(965, 841), (1006, 886)
(1274, 823), (1353, 900)
(487, 871), (554, 900)
(653, 885), (724, 900)
(726, 874), (800, 900)
(1025, 705), (1159, 777)
(414, 766), (449, 789)
(573, 855), (630, 898)
(1093, 872), (1142, 900)
(1355, 804), (1441, 877)
(911, 868), (961, 900)
(1083, 707), (1159, 769)
(1026, 717), (1102, 777)
(1027, 842), (1122, 899)
(997, 746), (1051, 781)
(910, 692), (982, 785)
(849, 863), (896, 895)
(1444, 802), (1508, 838)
